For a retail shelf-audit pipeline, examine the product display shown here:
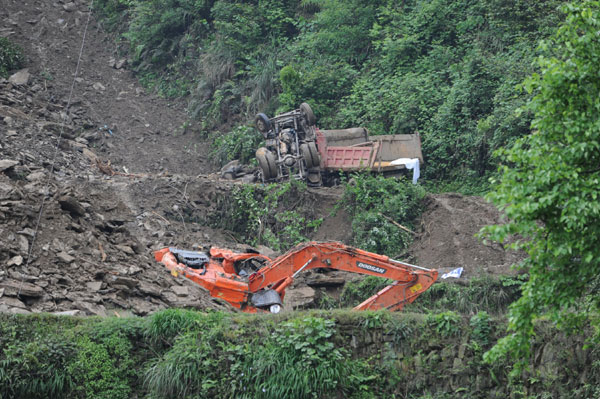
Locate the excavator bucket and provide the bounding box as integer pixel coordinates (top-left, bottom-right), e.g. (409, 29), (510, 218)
(354, 266), (438, 311)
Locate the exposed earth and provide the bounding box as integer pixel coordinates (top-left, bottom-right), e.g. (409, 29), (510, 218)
(0, 0), (522, 315)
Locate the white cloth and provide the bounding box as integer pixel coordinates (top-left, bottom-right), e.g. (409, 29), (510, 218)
(441, 267), (464, 279)
(390, 158), (420, 184)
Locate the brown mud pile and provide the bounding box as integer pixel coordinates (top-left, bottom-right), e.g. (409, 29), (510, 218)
(408, 193), (523, 277)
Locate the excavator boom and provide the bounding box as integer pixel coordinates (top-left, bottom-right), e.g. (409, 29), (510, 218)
(155, 241), (437, 313)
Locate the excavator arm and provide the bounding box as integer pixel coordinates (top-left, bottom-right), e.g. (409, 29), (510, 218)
(248, 242), (437, 311)
(155, 241), (437, 313)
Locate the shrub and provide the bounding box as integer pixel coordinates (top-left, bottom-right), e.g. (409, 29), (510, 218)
(210, 124), (264, 166)
(236, 317), (365, 399)
(426, 311), (461, 338)
(342, 174), (426, 256)
(0, 37), (25, 78)
(470, 311), (492, 346)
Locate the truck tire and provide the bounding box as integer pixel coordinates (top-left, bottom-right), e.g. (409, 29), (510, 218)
(300, 143), (314, 168)
(255, 113), (271, 134)
(300, 103), (316, 126)
(256, 147), (277, 180)
(307, 141), (320, 167)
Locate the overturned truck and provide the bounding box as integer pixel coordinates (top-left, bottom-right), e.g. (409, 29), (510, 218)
(254, 103), (424, 186)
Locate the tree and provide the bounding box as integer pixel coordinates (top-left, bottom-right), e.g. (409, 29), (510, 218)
(482, 1), (600, 372)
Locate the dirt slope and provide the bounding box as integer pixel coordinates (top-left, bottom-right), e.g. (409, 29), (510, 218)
(2, 0), (209, 175)
(407, 193), (523, 277)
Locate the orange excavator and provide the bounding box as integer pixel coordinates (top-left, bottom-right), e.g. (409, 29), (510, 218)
(154, 241), (437, 313)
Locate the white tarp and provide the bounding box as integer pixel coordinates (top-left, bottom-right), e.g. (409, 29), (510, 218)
(390, 158), (420, 184)
(441, 267), (464, 279)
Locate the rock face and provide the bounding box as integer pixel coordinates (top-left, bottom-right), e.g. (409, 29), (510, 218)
(0, 77), (234, 316)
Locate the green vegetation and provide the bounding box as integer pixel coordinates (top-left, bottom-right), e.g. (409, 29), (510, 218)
(1, 310), (598, 398)
(210, 124), (263, 165)
(342, 174), (426, 256)
(92, 0), (567, 186)
(482, 1), (600, 374)
(0, 37), (25, 78)
(214, 179), (322, 251)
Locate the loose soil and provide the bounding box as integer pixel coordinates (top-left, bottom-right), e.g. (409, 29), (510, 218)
(0, 0), (523, 315)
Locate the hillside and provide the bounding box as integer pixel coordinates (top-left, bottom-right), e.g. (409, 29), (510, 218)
(0, 0), (525, 315)
(2, 1), (600, 399)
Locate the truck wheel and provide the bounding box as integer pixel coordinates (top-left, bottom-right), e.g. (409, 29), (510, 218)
(300, 143), (314, 168)
(255, 113), (271, 134)
(300, 103), (316, 126)
(256, 147), (277, 180)
(307, 141), (320, 167)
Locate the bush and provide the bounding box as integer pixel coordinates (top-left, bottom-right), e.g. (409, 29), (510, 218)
(342, 174), (426, 256)
(210, 124), (264, 166)
(217, 180), (322, 251)
(0, 37), (25, 78)
(235, 317), (366, 399)
(426, 311), (461, 338)
(470, 311), (492, 346)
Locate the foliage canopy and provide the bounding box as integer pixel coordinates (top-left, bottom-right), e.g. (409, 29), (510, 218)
(482, 1), (600, 373)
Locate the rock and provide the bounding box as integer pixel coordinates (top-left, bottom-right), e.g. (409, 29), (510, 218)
(256, 245), (279, 259)
(53, 310), (81, 316)
(8, 69), (30, 86)
(0, 182), (13, 199)
(0, 297), (30, 313)
(109, 275), (138, 288)
(132, 301), (156, 316)
(17, 235), (29, 254)
(282, 286), (315, 310)
(138, 281), (161, 297)
(63, 2), (78, 12)
(0, 279), (44, 297)
(127, 265), (142, 275)
(7, 255), (23, 267)
(58, 195), (86, 217)
(17, 228), (35, 237)
(26, 171), (46, 181)
(172, 285), (189, 297)
(0, 160), (19, 172)
(92, 82), (106, 91)
(115, 245), (135, 255)
(86, 281), (103, 291)
(115, 59), (127, 69)
(241, 174), (256, 184)
(57, 251), (76, 263)
(77, 302), (106, 316)
(108, 57), (116, 68)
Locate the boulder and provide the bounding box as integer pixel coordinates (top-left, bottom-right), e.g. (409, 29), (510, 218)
(8, 69), (30, 86)
(0, 160), (19, 172)
(58, 195), (86, 217)
(57, 251), (76, 263)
